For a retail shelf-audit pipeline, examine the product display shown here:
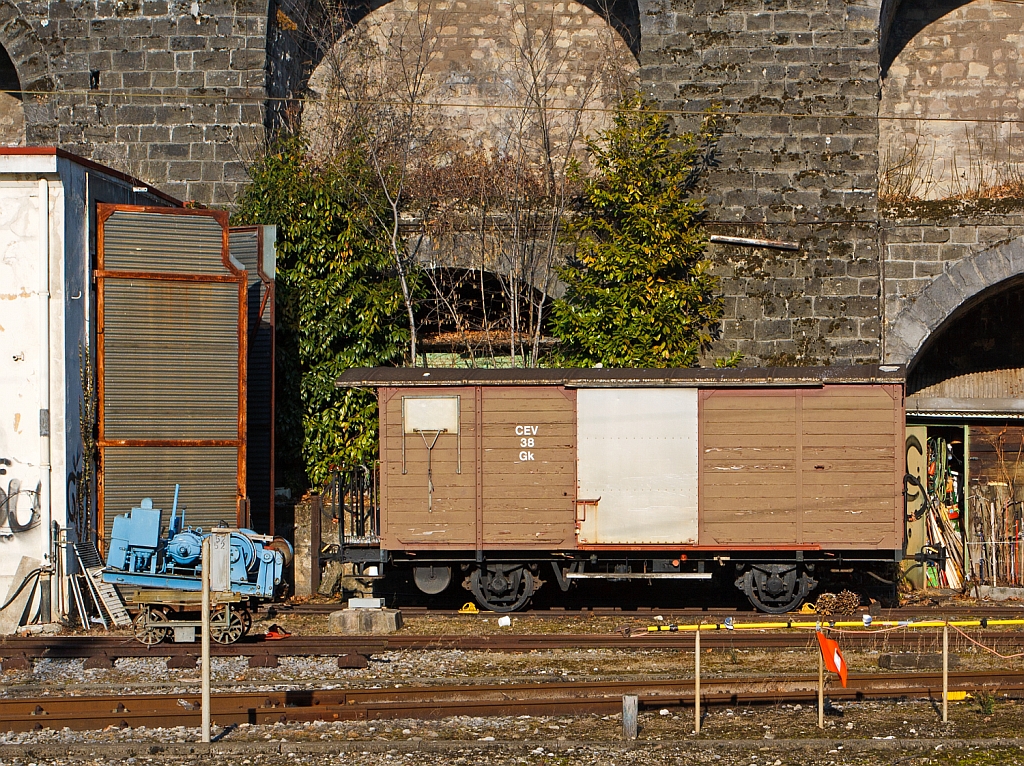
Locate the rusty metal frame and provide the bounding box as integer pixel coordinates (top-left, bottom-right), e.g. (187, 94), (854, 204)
(95, 204), (247, 550)
(231, 224), (276, 533)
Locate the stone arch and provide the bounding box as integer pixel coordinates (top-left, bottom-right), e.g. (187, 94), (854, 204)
(0, 1), (53, 145)
(305, 0), (639, 161)
(879, 0), (1024, 199)
(0, 2), (52, 93)
(333, 0), (640, 58)
(0, 39), (23, 145)
(879, 0), (974, 78)
(886, 237), (1024, 366)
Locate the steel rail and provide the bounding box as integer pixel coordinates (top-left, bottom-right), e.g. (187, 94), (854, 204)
(281, 604), (1024, 618)
(3, 630), (1024, 663)
(3, 671), (1023, 732)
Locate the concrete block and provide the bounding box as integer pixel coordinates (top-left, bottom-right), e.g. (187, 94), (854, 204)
(166, 653), (198, 669)
(975, 585), (1024, 601)
(0, 654), (31, 672)
(328, 608), (403, 635)
(338, 653), (369, 669)
(348, 597), (384, 609)
(0, 557), (42, 635)
(293, 496), (320, 597)
(879, 653), (959, 670)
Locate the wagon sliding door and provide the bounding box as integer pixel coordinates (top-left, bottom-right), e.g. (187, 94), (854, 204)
(577, 388), (699, 545)
(96, 206), (246, 549)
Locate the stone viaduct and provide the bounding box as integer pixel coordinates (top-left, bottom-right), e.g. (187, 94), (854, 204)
(1, 0), (1022, 408)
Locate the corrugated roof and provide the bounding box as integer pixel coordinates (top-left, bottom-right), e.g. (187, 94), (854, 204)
(337, 365), (906, 388)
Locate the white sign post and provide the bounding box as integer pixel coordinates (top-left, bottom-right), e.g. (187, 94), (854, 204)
(201, 533), (231, 743)
(201, 537), (211, 743)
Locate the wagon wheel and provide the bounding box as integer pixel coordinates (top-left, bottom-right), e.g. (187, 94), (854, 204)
(133, 608), (170, 646)
(413, 565), (452, 595)
(470, 564), (535, 613)
(239, 609), (253, 637)
(736, 564), (817, 614)
(210, 607), (246, 645)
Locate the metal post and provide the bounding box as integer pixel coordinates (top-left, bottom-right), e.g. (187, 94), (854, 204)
(818, 646), (824, 729)
(622, 695), (638, 740)
(201, 537), (211, 743)
(942, 622), (949, 723)
(694, 625), (701, 734)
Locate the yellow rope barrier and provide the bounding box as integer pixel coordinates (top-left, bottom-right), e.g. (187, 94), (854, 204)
(647, 618), (1024, 632)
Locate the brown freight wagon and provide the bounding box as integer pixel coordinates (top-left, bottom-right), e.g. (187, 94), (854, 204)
(336, 365), (908, 612)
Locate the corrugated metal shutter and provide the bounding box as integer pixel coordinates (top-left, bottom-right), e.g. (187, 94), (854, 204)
(102, 447), (240, 533)
(98, 206), (245, 548)
(910, 367), (1024, 400)
(102, 279), (239, 440)
(103, 211), (227, 274)
(230, 227), (275, 533)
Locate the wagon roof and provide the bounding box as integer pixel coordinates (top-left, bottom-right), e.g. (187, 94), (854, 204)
(336, 364), (905, 388)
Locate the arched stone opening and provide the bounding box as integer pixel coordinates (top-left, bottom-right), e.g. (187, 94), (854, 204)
(879, 0), (1024, 200)
(418, 266), (556, 366)
(906, 278), (1024, 411)
(889, 238), (1024, 365)
(304, 0), (639, 162)
(0, 42), (25, 146)
(328, 0), (639, 58)
(879, 0), (974, 78)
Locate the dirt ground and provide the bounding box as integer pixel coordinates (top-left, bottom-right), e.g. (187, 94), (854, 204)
(5, 603), (1024, 765)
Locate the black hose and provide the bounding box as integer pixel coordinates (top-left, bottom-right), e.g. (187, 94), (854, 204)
(0, 568), (41, 612)
(865, 570), (896, 585)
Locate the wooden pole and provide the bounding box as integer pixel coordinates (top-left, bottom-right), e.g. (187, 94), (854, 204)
(622, 695), (638, 740)
(942, 622), (949, 723)
(201, 538), (211, 743)
(694, 625), (701, 734)
(818, 644), (824, 729)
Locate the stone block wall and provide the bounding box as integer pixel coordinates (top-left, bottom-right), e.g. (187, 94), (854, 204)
(638, 0), (885, 366)
(880, 202), (1024, 364)
(5, 0), (268, 205)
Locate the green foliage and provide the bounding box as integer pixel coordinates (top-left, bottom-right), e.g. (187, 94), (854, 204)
(550, 95), (723, 368)
(232, 136), (409, 490)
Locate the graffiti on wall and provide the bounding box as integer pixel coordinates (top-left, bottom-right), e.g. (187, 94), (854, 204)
(66, 449), (90, 542)
(0, 458), (41, 539)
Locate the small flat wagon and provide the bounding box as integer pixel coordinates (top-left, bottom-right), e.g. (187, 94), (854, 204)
(336, 365), (907, 612)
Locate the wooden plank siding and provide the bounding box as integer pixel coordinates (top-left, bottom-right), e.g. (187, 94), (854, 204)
(699, 385), (903, 549)
(480, 387), (576, 548)
(379, 386), (576, 550)
(380, 387), (478, 548)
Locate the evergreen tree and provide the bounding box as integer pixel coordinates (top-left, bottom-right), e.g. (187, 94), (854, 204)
(233, 137), (410, 489)
(550, 95), (724, 368)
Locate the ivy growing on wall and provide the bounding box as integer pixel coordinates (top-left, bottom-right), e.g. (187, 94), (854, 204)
(233, 136), (411, 490)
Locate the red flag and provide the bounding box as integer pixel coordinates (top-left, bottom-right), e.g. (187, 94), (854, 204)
(815, 630), (848, 688)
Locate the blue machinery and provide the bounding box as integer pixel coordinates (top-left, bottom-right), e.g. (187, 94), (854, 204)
(102, 485), (292, 644)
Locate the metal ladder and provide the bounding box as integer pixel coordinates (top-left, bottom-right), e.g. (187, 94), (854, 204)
(72, 541), (131, 628)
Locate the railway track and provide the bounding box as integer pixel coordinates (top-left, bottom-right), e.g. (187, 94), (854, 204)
(279, 603), (1024, 619)
(3, 670), (1022, 732)
(2, 629), (1024, 667)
